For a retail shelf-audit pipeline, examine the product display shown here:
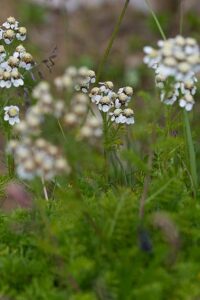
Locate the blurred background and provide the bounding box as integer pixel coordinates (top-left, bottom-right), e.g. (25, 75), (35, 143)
(0, 0), (199, 84)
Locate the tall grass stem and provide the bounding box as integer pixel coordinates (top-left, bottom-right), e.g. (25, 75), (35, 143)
(96, 0), (130, 82)
(145, 0), (166, 40)
(183, 110), (198, 197)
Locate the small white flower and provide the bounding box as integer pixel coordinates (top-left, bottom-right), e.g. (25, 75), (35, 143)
(99, 81), (114, 94)
(89, 87), (102, 104)
(32, 81), (50, 99)
(13, 45), (26, 59)
(4, 105), (20, 125)
(0, 71), (12, 88)
(115, 93), (130, 108)
(19, 53), (34, 70)
(16, 27), (27, 41)
(161, 91), (177, 105)
(0, 61), (10, 71)
(179, 94), (194, 111)
(110, 108), (125, 123)
(155, 73), (166, 88)
(123, 108), (135, 124)
(143, 46), (160, 68)
(75, 81), (89, 93)
(3, 17), (19, 30)
(1, 56), (19, 72)
(180, 77), (197, 96)
(98, 96), (113, 112)
(3, 29), (15, 44)
(74, 68), (96, 92)
(11, 69), (24, 87)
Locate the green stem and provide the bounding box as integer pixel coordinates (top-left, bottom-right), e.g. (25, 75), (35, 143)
(41, 176), (49, 201)
(183, 110), (198, 197)
(95, 0), (130, 183)
(102, 112), (109, 183)
(179, 0), (183, 35)
(7, 154), (15, 178)
(96, 0), (130, 82)
(145, 0), (166, 40)
(165, 105), (174, 137)
(58, 120), (67, 140)
(6, 128), (15, 178)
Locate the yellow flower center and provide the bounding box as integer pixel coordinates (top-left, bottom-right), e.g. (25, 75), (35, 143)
(9, 108), (18, 117)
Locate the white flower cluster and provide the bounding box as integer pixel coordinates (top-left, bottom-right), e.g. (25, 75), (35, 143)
(63, 93), (89, 127)
(32, 69), (102, 145)
(0, 17), (26, 43)
(32, 81), (66, 119)
(7, 81), (71, 181)
(89, 82), (134, 125)
(33, 76), (102, 144)
(54, 67), (102, 143)
(0, 17), (35, 89)
(8, 138), (70, 180)
(54, 66), (96, 93)
(144, 35), (200, 111)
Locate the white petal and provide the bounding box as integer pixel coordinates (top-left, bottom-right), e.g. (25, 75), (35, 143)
(93, 95), (102, 104)
(18, 79), (24, 86)
(102, 105), (110, 112)
(13, 80), (20, 87)
(179, 99), (186, 107)
(9, 118), (16, 125)
(126, 117), (135, 124)
(111, 116), (115, 121)
(185, 103), (193, 111)
(6, 81), (12, 88)
(0, 81), (6, 87)
(157, 40), (164, 47)
(115, 99), (121, 109)
(118, 88), (123, 94)
(143, 46), (153, 54)
(4, 114), (9, 121)
(4, 39), (12, 45)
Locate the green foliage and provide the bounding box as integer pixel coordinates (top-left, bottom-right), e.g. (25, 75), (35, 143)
(0, 178), (200, 299)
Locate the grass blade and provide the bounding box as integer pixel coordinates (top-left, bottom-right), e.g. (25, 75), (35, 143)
(183, 110), (198, 197)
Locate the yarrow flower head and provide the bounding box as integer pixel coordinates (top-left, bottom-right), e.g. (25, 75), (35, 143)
(53, 66), (103, 144)
(144, 35), (200, 111)
(7, 81), (71, 181)
(8, 138), (70, 180)
(0, 17), (35, 89)
(4, 105), (20, 125)
(89, 81), (135, 125)
(54, 66), (96, 93)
